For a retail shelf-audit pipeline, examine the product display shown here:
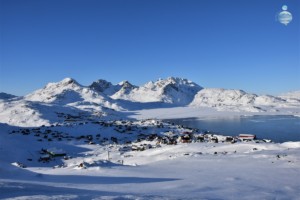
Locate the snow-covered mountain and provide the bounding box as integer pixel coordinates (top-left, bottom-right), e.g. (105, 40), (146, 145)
(25, 78), (120, 110)
(0, 78), (123, 127)
(110, 80), (138, 98)
(90, 77), (202, 105)
(111, 77), (203, 105)
(279, 91), (300, 103)
(0, 92), (17, 100)
(90, 79), (138, 97)
(0, 77), (203, 126)
(0, 100), (62, 126)
(1, 77), (299, 126)
(190, 88), (289, 112)
(89, 79), (114, 93)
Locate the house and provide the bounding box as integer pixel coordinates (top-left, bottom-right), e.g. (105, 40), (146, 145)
(46, 148), (66, 157)
(179, 134), (192, 143)
(239, 134), (256, 141)
(39, 154), (51, 162)
(194, 134), (205, 142)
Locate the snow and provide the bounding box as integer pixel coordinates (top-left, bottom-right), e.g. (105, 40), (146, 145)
(1, 77), (300, 199)
(1, 118), (300, 199)
(128, 106), (300, 120)
(108, 77), (202, 105)
(189, 88), (297, 113)
(24, 78), (119, 111)
(0, 100), (51, 126)
(1, 78), (299, 128)
(279, 91), (300, 103)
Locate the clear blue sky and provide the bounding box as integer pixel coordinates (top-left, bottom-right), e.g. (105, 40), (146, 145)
(0, 0), (299, 96)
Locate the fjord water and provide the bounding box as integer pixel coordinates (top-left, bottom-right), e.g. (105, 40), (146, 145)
(167, 115), (300, 142)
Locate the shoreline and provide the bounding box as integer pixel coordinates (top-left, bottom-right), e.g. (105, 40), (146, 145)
(127, 106), (300, 120)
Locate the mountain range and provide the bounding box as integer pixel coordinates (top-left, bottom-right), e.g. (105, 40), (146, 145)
(0, 77), (299, 126)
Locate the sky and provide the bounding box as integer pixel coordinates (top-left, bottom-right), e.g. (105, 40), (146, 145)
(0, 0), (299, 96)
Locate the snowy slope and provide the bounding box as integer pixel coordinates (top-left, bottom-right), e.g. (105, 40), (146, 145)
(280, 91), (300, 99)
(111, 77), (203, 105)
(25, 78), (120, 110)
(1, 78), (300, 199)
(0, 100), (51, 126)
(254, 95), (286, 105)
(0, 97), (122, 127)
(190, 88), (257, 105)
(0, 78), (124, 127)
(190, 88), (291, 112)
(109, 80), (138, 98)
(279, 91), (300, 103)
(89, 79), (114, 93)
(91, 77), (202, 105)
(0, 119), (300, 199)
(90, 79), (138, 97)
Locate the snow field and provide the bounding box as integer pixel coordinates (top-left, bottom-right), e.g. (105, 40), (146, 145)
(1, 77), (300, 199)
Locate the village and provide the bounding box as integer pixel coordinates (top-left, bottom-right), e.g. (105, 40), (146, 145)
(8, 110), (274, 170)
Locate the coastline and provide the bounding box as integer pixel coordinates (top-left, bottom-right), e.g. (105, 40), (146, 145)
(128, 106), (300, 120)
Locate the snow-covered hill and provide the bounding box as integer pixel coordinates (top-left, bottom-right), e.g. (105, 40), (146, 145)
(0, 78), (124, 127)
(109, 80), (138, 98)
(190, 88), (290, 112)
(25, 78), (120, 110)
(1, 119), (300, 199)
(89, 79), (138, 97)
(279, 91), (300, 103)
(111, 77), (203, 105)
(90, 77), (202, 105)
(0, 100), (51, 126)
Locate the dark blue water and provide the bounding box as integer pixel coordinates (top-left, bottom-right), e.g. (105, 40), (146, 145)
(166, 115), (300, 142)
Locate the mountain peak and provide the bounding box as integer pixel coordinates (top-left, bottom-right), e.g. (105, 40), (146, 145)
(41, 78), (80, 90)
(60, 78), (79, 85)
(118, 80), (136, 89)
(166, 77), (185, 82)
(90, 79), (113, 92)
(279, 91), (300, 99)
(155, 77), (198, 87)
(111, 77), (203, 105)
(25, 77), (84, 103)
